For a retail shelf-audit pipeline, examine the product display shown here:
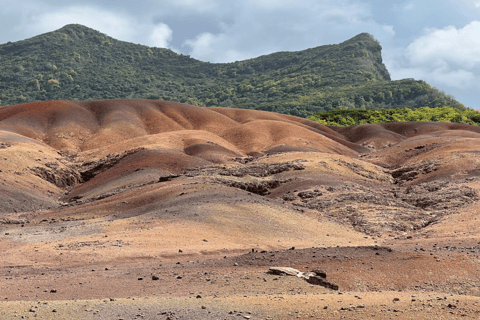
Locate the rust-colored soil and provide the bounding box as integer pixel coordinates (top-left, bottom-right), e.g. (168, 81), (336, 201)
(1, 99), (480, 319)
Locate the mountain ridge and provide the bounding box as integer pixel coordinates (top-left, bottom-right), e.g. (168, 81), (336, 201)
(0, 24), (463, 115)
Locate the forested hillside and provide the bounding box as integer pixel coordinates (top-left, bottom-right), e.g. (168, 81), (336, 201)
(0, 24), (464, 116)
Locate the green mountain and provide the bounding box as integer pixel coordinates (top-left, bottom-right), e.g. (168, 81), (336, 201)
(0, 24), (465, 116)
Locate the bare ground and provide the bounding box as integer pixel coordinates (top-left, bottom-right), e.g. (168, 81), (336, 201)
(1, 100), (480, 319)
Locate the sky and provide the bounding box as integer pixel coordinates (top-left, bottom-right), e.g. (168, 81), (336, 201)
(0, 0), (479, 109)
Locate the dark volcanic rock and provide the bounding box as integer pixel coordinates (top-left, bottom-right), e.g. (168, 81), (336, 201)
(280, 179), (477, 235)
(30, 164), (82, 188)
(79, 148), (145, 182)
(216, 178), (293, 195)
(390, 160), (440, 183)
(186, 161), (306, 178)
(310, 269), (327, 278)
(159, 174), (180, 182)
(305, 275), (339, 290)
(219, 161), (306, 177)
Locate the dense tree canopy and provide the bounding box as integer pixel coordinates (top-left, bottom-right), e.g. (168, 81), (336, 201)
(308, 106), (480, 126)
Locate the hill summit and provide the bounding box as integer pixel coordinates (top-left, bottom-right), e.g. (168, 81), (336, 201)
(0, 24), (463, 116)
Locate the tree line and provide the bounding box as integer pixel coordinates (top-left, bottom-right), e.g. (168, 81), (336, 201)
(308, 106), (480, 126)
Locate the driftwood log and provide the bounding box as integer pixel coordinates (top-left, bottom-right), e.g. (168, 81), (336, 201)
(267, 267), (338, 290)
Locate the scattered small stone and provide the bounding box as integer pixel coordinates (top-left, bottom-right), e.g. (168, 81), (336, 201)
(152, 275), (159, 280)
(50, 289), (57, 293)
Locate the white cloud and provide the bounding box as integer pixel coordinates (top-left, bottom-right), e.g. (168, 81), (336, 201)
(149, 23), (173, 48)
(183, 32), (247, 62)
(405, 21), (480, 69)
(165, 0), (219, 12)
(19, 5), (174, 49)
(431, 68), (476, 88)
(244, 0), (299, 10)
(182, 0), (392, 63)
(395, 66), (475, 89)
(382, 25), (395, 36)
(184, 32), (217, 59)
(469, 0), (480, 8)
(25, 6), (137, 42)
(386, 20), (480, 106)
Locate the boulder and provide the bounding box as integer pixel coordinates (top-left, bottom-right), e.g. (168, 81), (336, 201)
(311, 269), (327, 278)
(305, 276), (339, 290)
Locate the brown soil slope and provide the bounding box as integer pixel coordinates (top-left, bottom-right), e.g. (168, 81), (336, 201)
(1, 99), (480, 319)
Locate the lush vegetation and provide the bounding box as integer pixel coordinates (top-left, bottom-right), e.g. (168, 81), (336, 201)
(0, 24), (465, 116)
(308, 106), (480, 126)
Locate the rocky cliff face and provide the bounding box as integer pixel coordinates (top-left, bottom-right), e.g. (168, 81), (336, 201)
(339, 33), (391, 81)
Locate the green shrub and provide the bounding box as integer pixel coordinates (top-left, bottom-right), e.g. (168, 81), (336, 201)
(308, 106), (480, 126)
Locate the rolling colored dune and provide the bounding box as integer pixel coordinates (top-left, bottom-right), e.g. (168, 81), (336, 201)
(1, 99), (480, 319)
